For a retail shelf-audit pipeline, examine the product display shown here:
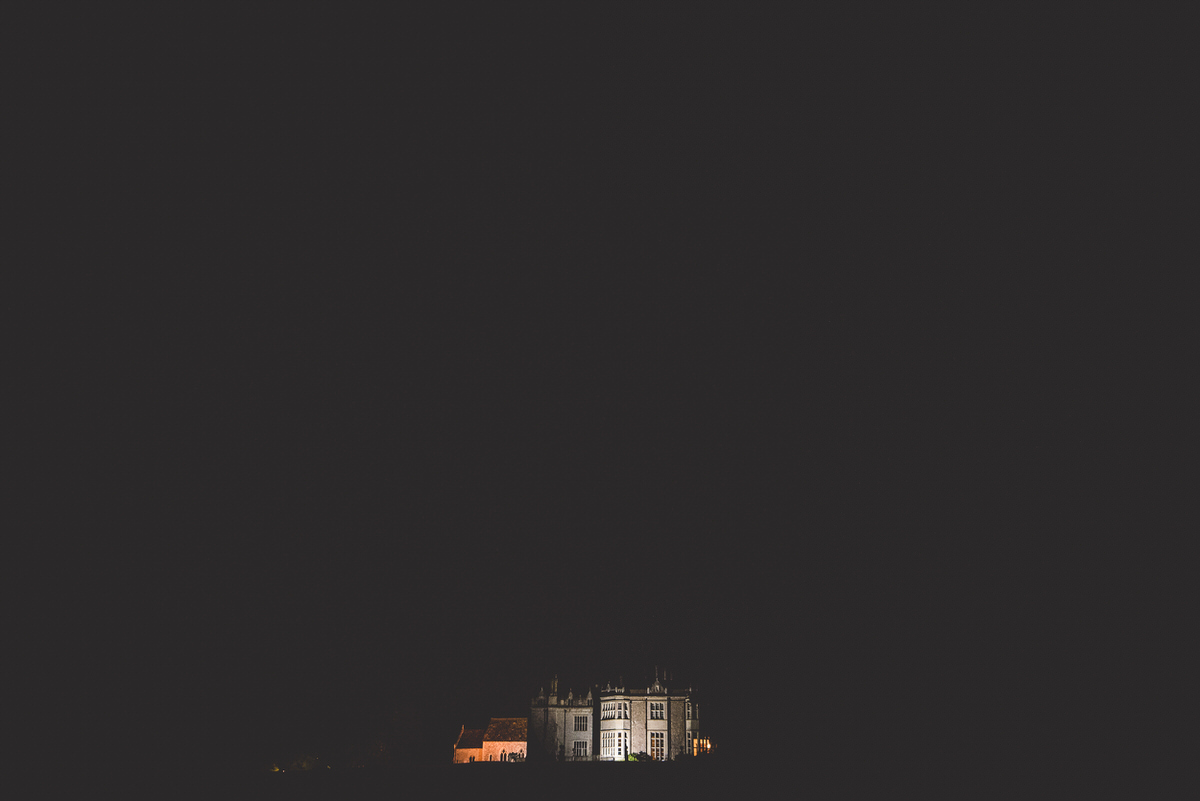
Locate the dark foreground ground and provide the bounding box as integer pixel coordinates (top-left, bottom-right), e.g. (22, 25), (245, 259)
(192, 763), (883, 801)
(170, 757), (1112, 801)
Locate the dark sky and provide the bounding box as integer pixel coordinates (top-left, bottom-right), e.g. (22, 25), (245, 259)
(25, 3), (1186, 775)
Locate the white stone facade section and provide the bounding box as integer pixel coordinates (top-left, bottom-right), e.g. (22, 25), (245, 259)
(598, 678), (698, 760)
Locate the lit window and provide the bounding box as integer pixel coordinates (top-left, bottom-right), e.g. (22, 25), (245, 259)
(650, 732), (664, 760)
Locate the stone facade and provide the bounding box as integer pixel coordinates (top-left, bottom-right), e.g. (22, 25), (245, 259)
(598, 676), (699, 760)
(528, 675), (595, 761)
(481, 718), (527, 762)
(452, 719), (528, 763)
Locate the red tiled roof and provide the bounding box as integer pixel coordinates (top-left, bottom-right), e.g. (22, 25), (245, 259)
(483, 717), (528, 743)
(455, 727), (485, 749)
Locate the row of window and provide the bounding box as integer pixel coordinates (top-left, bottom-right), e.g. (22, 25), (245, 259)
(601, 731), (628, 758)
(601, 700), (697, 720)
(601, 701), (628, 720)
(591, 732), (702, 760)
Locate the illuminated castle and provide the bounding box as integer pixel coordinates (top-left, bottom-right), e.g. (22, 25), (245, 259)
(595, 675), (700, 761)
(527, 672), (702, 761)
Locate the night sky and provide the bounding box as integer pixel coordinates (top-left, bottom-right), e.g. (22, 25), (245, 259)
(27, 4), (1186, 781)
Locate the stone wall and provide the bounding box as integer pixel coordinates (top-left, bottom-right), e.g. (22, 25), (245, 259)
(452, 747), (482, 763)
(630, 694), (647, 754)
(530, 695), (594, 760)
(481, 740), (525, 762)
(669, 698), (686, 759)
